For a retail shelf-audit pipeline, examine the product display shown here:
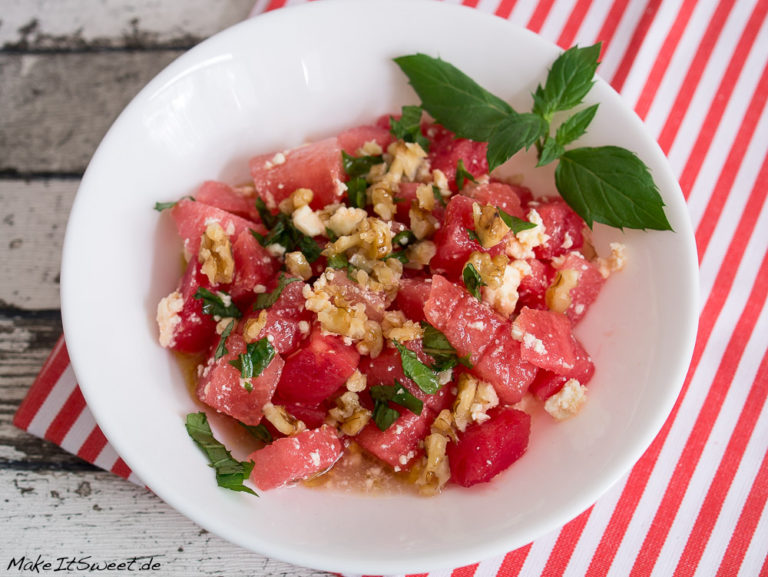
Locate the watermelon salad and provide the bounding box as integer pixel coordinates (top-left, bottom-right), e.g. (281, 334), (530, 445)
(156, 114), (626, 495)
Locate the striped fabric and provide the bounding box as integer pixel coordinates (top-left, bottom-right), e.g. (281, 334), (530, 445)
(15, 0), (768, 575)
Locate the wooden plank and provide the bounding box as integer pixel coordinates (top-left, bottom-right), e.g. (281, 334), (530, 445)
(0, 0), (254, 50)
(0, 469), (332, 576)
(1, 51), (182, 174)
(0, 179), (76, 310)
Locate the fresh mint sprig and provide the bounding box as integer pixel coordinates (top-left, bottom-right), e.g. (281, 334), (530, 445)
(185, 412), (257, 496)
(394, 46), (672, 231)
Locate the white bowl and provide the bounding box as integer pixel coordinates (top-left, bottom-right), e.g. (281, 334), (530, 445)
(60, 1), (699, 574)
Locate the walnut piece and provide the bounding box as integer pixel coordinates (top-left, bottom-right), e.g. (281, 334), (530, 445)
(198, 222), (235, 285)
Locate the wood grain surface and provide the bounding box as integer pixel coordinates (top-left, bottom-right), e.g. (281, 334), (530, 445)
(0, 2), (334, 575)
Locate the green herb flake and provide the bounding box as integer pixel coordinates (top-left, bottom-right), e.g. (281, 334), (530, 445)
(462, 262), (487, 301)
(342, 150), (384, 179)
(214, 319), (236, 360)
(372, 402), (400, 432)
(240, 422), (273, 444)
(498, 209), (537, 235)
(466, 228), (481, 243)
(346, 177), (368, 209)
(325, 226), (339, 242)
(383, 251), (409, 264)
(455, 159), (477, 191)
(250, 212), (323, 263)
(185, 412), (257, 496)
(253, 274), (301, 310)
(229, 337), (276, 380)
(194, 287), (242, 319)
(254, 197), (277, 229)
(432, 185), (447, 207)
(389, 105), (431, 150)
(327, 252), (350, 270)
(392, 340), (439, 394)
(154, 196), (194, 212)
(392, 229), (417, 247)
(371, 381), (424, 416)
(421, 322), (473, 371)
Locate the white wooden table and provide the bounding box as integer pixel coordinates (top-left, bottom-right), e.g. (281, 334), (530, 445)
(0, 3), (331, 574)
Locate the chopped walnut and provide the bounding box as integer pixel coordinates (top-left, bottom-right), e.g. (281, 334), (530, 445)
(386, 141), (428, 183)
(431, 409), (458, 442)
(405, 240), (437, 269)
(482, 259), (531, 318)
(409, 206), (439, 240)
(263, 402), (306, 436)
(356, 320), (384, 358)
(198, 222), (235, 284)
(415, 183), (436, 212)
(466, 251), (509, 289)
(303, 272), (370, 341)
(328, 391), (372, 436)
(345, 369), (367, 392)
(156, 291), (183, 348)
(358, 217), (393, 260)
(326, 206), (367, 237)
(453, 373), (498, 432)
(242, 311), (268, 343)
(285, 251), (313, 280)
(381, 310), (423, 342)
(370, 182), (397, 221)
(414, 432), (451, 495)
(279, 187), (314, 214)
(546, 268), (580, 314)
(472, 203), (511, 248)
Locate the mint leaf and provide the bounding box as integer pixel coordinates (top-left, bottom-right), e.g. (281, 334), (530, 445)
(229, 338), (276, 381)
(394, 53), (513, 142)
(240, 422), (273, 444)
(392, 229), (417, 247)
(154, 196), (194, 212)
(390, 105), (431, 150)
(393, 340), (439, 394)
(486, 112), (547, 172)
(466, 228), (481, 243)
(462, 262), (486, 301)
(253, 274), (301, 310)
(194, 288), (242, 319)
(556, 104), (599, 147)
(421, 322), (473, 371)
(250, 213), (322, 262)
(555, 146), (672, 230)
(432, 185), (447, 207)
(346, 177), (368, 208)
(214, 319), (236, 360)
(372, 402), (400, 431)
(371, 381), (424, 416)
(537, 136), (565, 167)
(383, 251), (409, 264)
(254, 197), (277, 228)
(342, 151), (383, 178)
(185, 412), (257, 496)
(533, 44), (601, 119)
(498, 209), (537, 234)
(455, 159), (477, 191)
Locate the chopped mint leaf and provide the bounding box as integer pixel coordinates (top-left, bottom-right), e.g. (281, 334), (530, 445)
(466, 228), (481, 243)
(371, 381), (424, 417)
(347, 177), (368, 209)
(372, 402), (400, 432)
(194, 288), (242, 319)
(389, 105), (431, 150)
(383, 251), (409, 264)
(498, 209), (537, 234)
(455, 158), (477, 191)
(153, 196), (194, 212)
(393, 340), (439, 395)
(214, 319), (236, 360)
(421, 322), (473, 371)
(250, 211), (322, 263)
(241, 422), (273, 444)
(254, 197), (277, 228)
(185, 412), (257, 496)
(432, 185), (447, 207)
(253, 274), (301, 310)
(392, 229), (417, 247)
(342, 150), (384, 179)
(462, 262), (486, 301)
(229, 338), (276, 380)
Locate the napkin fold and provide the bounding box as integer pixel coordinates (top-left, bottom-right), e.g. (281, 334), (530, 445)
(15, 1), (768, 576)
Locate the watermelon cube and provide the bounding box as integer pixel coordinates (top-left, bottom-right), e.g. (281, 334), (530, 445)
(463, 181), (527, 219)
(355, 409), (430, 470)
(472, 329), (538, 404)
(552, 252), (606, 324)
(249, 137), (344, 211)
(447, 407), (530, 487)
(426, 123), (488, 191)
(194, 180), (263, 223)
(512, 307), (576, 374)
(248, 425), (343, 490)
(393, 276), (433, 323)
(196, 333), (284, 426)
(529, 336), (595, 400)
(337, 124), (393, 154)
(531, 197), (585, 260)
(276, 326), (360, 405)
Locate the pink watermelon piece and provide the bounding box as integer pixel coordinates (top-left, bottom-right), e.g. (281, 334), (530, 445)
(237, 279), (311, 356)
(512, 307), (576, 375)
(196, 333), (284, 426)
(249, 137), (344, 211)
(394, 276), (433, 323)
(531, 197), (585, 261)
(194, 180), (262, 223)
(248, 425), (343, 490)
(462, 181), (527, 219)
(472, 329), (538, 404)
(429, 195), (485, 281)
(229, 229), (279, 301)
(446, 407), (530, 487)
(160, 258), (218, 354)
(516, 258), (555, 312)
(426, 123), (488, 191)
(337, 124), (394, 154)
(326, 269), (388, 321)
(529, 335), (595, 400)
(276, 326), (360, 405)
(355, 409), (430, 470)
(552, 251), (606, 324)
(424, 275), (506, 366)
(170, 198), (266, 257)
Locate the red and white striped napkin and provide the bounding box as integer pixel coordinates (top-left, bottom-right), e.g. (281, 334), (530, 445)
(15, 0), (768, 575)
